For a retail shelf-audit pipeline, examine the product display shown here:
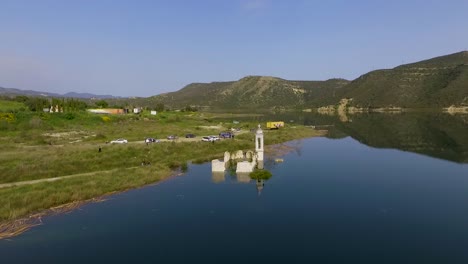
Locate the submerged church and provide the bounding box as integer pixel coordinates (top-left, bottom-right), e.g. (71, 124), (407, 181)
(212, 124), (265, 175)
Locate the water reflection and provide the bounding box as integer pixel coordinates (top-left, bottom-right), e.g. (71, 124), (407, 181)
(329, 113), (468, 163)
(211, 169), (272, 195)
(211, 172), (253, 184)
(211, 172), (225, 183)
(256, 179), (264, 196)
(5, 135), (468, 263)
(219, 112), (468, 163)
(236, 172), (251, 183)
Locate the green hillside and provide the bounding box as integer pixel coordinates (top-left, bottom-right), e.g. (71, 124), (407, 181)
(151, 81), (233, 109)
(150, 76), (349, 110)
(0, 99), (26, 112)
(334, 51), (468, 108)
(148, 51), (467, 110)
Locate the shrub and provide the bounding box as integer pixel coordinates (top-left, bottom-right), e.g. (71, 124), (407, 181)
(0, 120), (9, 131)
(249, 169), (272, 180)
(181, 162), (188, 172)
(167, 115), (181, 123)
(95, 133), (107, 140)
(39, 113), (50, 120)
(168, 161), (181, 169)
(0, 113), (15, 123)
(29, 117), (43, 128)
(64, 113), (75, 120)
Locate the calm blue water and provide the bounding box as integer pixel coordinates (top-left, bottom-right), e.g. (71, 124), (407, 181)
(2, 136), (468, 263)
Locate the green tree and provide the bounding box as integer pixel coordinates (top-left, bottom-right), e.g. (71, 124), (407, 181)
(14, 95), (29, 103)
(95, 100), (109, 108)
(184, 105), (198, 112)
(24, 97), (49, 112)
(155, 103), (165, 112)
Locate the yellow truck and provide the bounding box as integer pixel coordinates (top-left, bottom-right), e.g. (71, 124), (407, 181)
(266, 121), (284, 129)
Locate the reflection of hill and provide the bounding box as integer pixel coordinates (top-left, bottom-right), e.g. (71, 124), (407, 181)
(214, 111), (468, 163)
(332, 113), (468, 163)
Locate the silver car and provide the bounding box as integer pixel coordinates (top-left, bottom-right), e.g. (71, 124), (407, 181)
(110, 138), (128, 144)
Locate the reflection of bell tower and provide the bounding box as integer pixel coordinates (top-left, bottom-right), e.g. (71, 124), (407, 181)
(255, 124), (264, 169)
(256, 179), (264, 196)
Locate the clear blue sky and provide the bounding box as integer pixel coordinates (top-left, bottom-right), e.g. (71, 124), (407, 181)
(1, 0), (467, 97)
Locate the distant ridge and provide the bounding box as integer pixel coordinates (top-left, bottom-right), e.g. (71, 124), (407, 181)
(149, 51), (468, 110)
(150, 76), (349, 110)
(2, 51), (467, 109)
(0, 87), (120, 99)
(62, 92), (118, 99)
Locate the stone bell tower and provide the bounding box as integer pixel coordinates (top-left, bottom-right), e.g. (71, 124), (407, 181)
(255, 124), (264, 169)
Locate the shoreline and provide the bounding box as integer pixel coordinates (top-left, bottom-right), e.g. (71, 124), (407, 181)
(0, 128), (326, 239)
(0, 168), (186, 240)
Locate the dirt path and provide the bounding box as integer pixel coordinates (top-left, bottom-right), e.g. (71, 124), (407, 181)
(1, 131), (249, 189)
(0, 134), (237, 188)
(0, 167), (137, 189)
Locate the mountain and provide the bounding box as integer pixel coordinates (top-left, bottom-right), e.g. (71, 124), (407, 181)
(0, 87), (61, 97)
(0, 87), (119, 99)
(2, 51), (466, 109)
(151, 76), (349, 110)
(62, 92), (117, 99)
(332, 51), (468, 108)
(150, 51), (467, 110)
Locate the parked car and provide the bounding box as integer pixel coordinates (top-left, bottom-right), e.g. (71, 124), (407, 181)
(202, 136), (212, 142)
(110, 138), (128, 144)
(219, 132), (233, 139)
(202, 135), (220, 142)
(185, 133), (196, 138)
(167, 135), (178, 140)
(145, 138), (160, 143)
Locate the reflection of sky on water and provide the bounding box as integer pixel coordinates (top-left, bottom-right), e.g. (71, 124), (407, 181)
(2, 136), (468, 263)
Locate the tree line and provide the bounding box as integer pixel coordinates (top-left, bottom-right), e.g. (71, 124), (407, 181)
(11, 96), (89, 112)
(0, 95), (201, 113)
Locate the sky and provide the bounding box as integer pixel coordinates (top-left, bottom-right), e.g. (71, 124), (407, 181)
(0, 0), (467, 97)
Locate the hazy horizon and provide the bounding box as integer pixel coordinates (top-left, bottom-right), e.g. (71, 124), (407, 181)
(1, 0), (467, 97)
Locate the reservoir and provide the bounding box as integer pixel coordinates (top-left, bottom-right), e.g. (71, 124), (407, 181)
(2, 113), (468, 263)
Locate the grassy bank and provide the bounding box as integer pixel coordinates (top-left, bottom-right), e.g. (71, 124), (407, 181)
(0, 100), (26, 112)
(0, 110), (325, 224)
